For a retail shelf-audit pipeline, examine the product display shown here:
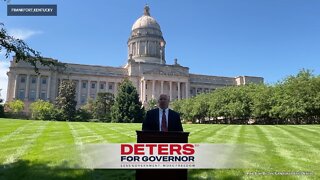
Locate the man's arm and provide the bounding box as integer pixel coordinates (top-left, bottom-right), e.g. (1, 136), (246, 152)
(176, 113), (183, 132)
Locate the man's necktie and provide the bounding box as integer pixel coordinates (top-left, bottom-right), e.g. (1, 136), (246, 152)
(161, 109), (168, 132)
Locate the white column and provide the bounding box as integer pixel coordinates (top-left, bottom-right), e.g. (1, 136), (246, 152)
(78, 80), (81, 104)
(97, 80), (100, 93)
(47, 76), (51, 100)
(137, 41), (139, 55)
(105, 81), (108, 92)
(52, 72), (58, 98)
(36, 75), (41, 99)
(135, 43), (138, 56)
(160, 81), (164, 94)
(25, 74), (30, 100)
(140, 80), (143, 102)
(135, 42), (138, 56)
(87, 80), (90, 100)
(13, 74), (18, 99)
(114, 82), (118, 95)
(185, 82), (189, 98)
(56, 78), (60, 97)
(143, 80), (146, 102)
(177, 82), (181, 100)
(6, 73), (13, 101)
(182, 83), (185, 98)
(152, 80), (155, 99)
(169, 81), (172, 101)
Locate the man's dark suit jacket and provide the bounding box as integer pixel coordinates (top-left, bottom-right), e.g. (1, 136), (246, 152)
(142, 108), (183, 132)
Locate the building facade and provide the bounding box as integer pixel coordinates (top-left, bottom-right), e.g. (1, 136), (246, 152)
(6, 5), (263, 110)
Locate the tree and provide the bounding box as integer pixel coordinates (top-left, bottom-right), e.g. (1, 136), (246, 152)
(226, 85), (253, 123)
(181, 98), (195, 122)
(0, 23), (64, 73)
(248, 84), (271, 118)
(166, 69), (320, 124)
(111, 78), (145, 123)
(270, 69), (319, 124)
(30, 100), (55, 120)
(145, 98), (157, 111)
(171, 98), (194, 122)
(93, 92), (114, 121)
(81, 98), (94, 116)
(0, 90), (4, 118)
(208, 87), (233, 123)
(170, 99), (182, 116)
(75, 108), (92, 122)
(55, 80), (77, 121)
(0, 104), (3, 118)
(191, 94), (209, 123)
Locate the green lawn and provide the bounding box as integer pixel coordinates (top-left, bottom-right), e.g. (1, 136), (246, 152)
(0, 118), (319, 180)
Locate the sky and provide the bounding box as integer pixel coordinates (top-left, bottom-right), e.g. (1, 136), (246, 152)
(1, 0), (320, 101)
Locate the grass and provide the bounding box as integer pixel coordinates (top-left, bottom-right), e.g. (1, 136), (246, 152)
(0, 118), (319, 179)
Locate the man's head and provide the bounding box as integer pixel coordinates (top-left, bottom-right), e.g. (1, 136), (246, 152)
(158, 94), (170, 109)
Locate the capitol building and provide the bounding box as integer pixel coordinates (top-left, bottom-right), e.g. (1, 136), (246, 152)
(6, 5), (263, 110)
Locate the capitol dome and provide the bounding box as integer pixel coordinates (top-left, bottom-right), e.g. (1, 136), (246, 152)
(131, 5), (161, 31)
(127, 5), (166, 64)
(132, 15), (161, 31)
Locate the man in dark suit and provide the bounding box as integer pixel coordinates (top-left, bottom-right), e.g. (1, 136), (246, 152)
(142, 94), (183, 132)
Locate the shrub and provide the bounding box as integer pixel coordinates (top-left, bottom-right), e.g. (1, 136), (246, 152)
(5, 100), (26, 119)
(0, 104), (4, 118)
(30, 100), (55, 120)
(75, 108), (92, 122)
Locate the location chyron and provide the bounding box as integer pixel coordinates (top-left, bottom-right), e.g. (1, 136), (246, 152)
(7, 4), (57, 16)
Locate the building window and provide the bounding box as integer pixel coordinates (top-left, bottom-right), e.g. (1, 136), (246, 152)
(100, 84), (104, 89)
(31, 77), (36, 84)
(190, 89), (193, 94)
(20, 77), (26, 83)
(176, 86), (178, 91)
(81, 95), (86, 104)
(29, 90), (36, 101)
(109, 85), (113, 90)
(40, 91), (46, 100)
(145, 95), (148, 101)
(82, 82), (87, 88)
(18, 89), (25, 100)
(42, 78), (47, 84)
(91, 83), (95, 89)
(146, 84), (148, 89)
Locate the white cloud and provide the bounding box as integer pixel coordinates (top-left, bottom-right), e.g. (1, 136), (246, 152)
(8, 29), (42, 40)
(0, 28), (42, 60)
(0, 61), (10, 102)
